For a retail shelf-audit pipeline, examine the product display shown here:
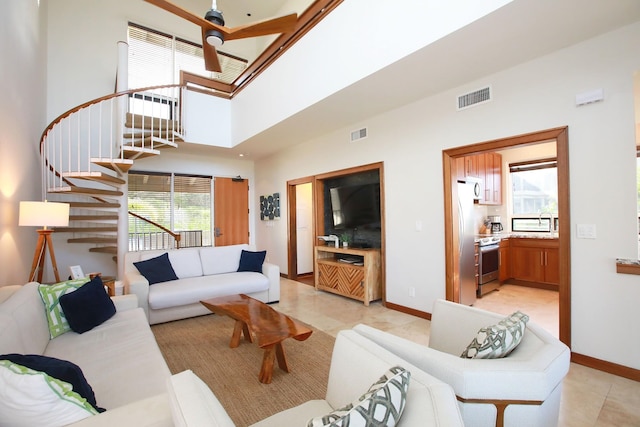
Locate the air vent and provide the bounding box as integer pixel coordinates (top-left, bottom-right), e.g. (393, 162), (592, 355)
(457, 86), (492, 110)
(350, 127), (368, 142)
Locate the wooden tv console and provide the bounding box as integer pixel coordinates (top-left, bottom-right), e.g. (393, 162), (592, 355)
(314, 246), (382, 306)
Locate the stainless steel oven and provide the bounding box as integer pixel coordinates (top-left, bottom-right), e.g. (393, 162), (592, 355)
(477, 236), (501, 297)
(478, 243), (499, 284)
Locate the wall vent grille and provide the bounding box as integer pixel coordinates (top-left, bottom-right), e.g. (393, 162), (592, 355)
(350, 127), (368, 142)
(457, 86), (491, 110)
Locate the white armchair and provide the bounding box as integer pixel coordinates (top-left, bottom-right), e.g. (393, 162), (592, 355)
(352, 299), (570, 427)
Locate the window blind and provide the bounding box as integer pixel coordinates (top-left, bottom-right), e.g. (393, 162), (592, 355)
(174, 174), (212, 245)
(128, 23), (248, 86)
(128, 172), (172, 232)
(509, 158), (557, 173)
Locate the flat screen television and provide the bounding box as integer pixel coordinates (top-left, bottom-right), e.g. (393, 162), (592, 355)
(330, 182), (381, 229)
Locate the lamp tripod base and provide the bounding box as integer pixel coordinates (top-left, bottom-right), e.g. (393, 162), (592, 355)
(28, 229), (61, 283)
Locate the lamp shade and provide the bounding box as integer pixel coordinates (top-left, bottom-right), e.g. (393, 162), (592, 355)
(19, 201), (69, 228)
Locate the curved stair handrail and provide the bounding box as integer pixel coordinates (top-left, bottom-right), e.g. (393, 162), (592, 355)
(129, 211), (181, 249)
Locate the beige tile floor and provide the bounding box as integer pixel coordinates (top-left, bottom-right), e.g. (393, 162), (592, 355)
(274, 278), (640, 427)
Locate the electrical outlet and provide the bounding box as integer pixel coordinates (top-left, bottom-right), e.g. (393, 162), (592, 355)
(408, 287), (416, 297)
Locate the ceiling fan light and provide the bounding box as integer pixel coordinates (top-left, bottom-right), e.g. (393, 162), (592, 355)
(205, 29), (224, 47)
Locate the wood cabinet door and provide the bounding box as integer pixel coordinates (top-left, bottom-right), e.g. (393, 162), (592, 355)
(491, 153), (502, 204)
(499, 244), (510, 282)
(511, 246), (544, 282)
(543, 247), (560, 285)
(214, 177), (249, 246)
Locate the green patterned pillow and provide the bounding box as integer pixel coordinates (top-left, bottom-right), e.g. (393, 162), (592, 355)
(461, 311), (529, 359)
(38, 278), (90, 338)
(0, 360), (98, 425)
(307, 366), (410, 427)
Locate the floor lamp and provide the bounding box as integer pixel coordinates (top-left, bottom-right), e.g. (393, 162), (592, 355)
(19, 201), (70, 283)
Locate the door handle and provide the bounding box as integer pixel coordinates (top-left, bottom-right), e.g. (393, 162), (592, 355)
(214, 227), (222, 237)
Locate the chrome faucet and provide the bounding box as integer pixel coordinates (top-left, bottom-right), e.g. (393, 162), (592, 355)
(538, 212), (553, 232)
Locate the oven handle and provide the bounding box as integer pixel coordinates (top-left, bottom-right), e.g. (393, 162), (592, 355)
(479, 243), (499, 252)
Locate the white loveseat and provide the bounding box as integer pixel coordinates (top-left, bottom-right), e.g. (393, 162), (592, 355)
(124, 244), (280, 325)
(353, 299), (571, 427)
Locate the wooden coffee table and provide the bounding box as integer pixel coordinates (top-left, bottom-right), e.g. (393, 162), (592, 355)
(200, 294), (313, 384)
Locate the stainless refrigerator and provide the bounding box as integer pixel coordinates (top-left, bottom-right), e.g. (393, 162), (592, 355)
(458, 181), (477, 306)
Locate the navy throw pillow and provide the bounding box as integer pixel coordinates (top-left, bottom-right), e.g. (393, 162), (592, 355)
(0, 353), (105, 413)
(133, 252), (178, 285)
(59, 276), (116, 334)
(237, 250), (266, 273)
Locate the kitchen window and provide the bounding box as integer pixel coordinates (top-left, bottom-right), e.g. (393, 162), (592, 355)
(510, 158), (558, 232)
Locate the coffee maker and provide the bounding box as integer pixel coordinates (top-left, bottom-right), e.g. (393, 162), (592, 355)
(487, 215), (503, 233)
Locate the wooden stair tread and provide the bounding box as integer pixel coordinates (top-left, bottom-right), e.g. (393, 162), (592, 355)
(48, 187), (123, 197)
(91, 158), (134, 173)
(90, 247), (118, 254)
(62, 171), (125, 185)
(70, 214), (119, 221)
(68, 237), (117, 244)
(121, 146), (161, 160)
(124, 129), (184, 139)
(123, 136), (179, 149)
(55, 226), (118, 233)
(69, 202), (120, 209)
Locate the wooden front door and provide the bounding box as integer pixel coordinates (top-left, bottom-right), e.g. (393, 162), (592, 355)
(214, 177), (249, 246)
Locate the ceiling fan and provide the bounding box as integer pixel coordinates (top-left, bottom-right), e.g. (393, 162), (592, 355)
(145, 0), (298, 73)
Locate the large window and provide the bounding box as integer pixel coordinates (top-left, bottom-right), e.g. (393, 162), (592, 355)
(510, 158), (558, 215)
(128, 171), (212, 250)
(127, 23), (248, 88)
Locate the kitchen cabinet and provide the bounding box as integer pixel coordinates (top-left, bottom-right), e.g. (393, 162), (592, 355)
(456, 155), (480, 181)
(498, 238), (510, 282)
(456, 153), (502, 205)
(483, 152), (502, 205)
(510, 238), (559, 286)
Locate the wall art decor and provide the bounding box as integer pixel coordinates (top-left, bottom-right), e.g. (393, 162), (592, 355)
(260, 193), (280, 220)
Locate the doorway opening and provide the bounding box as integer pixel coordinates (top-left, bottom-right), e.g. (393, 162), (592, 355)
(443, 127), (571, 347)
(286, 176), (315, 283)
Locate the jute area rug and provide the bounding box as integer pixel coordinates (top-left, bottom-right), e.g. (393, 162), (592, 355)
(151, 314), (335, 427)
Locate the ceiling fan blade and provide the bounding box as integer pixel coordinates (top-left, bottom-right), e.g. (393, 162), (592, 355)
(224, 13), (297, 41)
(144, 0), (223, 31)
(202, 29), (222, 73)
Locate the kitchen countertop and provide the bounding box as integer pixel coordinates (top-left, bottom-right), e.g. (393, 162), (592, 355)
(477, 232), (559, 240)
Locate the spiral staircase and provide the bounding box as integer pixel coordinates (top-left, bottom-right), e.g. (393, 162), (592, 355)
(41, 84), (186, 264)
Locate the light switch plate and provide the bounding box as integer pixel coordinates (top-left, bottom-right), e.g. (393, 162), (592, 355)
(577, 224), (597, 239)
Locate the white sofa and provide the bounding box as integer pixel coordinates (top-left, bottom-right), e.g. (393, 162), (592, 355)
(124, 244), (280, 325)
(353, 299), (571, 427)
(0, 282), (175, 426)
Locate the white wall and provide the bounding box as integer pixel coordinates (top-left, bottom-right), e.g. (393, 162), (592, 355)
(0, 0), (48, 286)
(231, 0), (512, 145)
(253, 23), (640, 369)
